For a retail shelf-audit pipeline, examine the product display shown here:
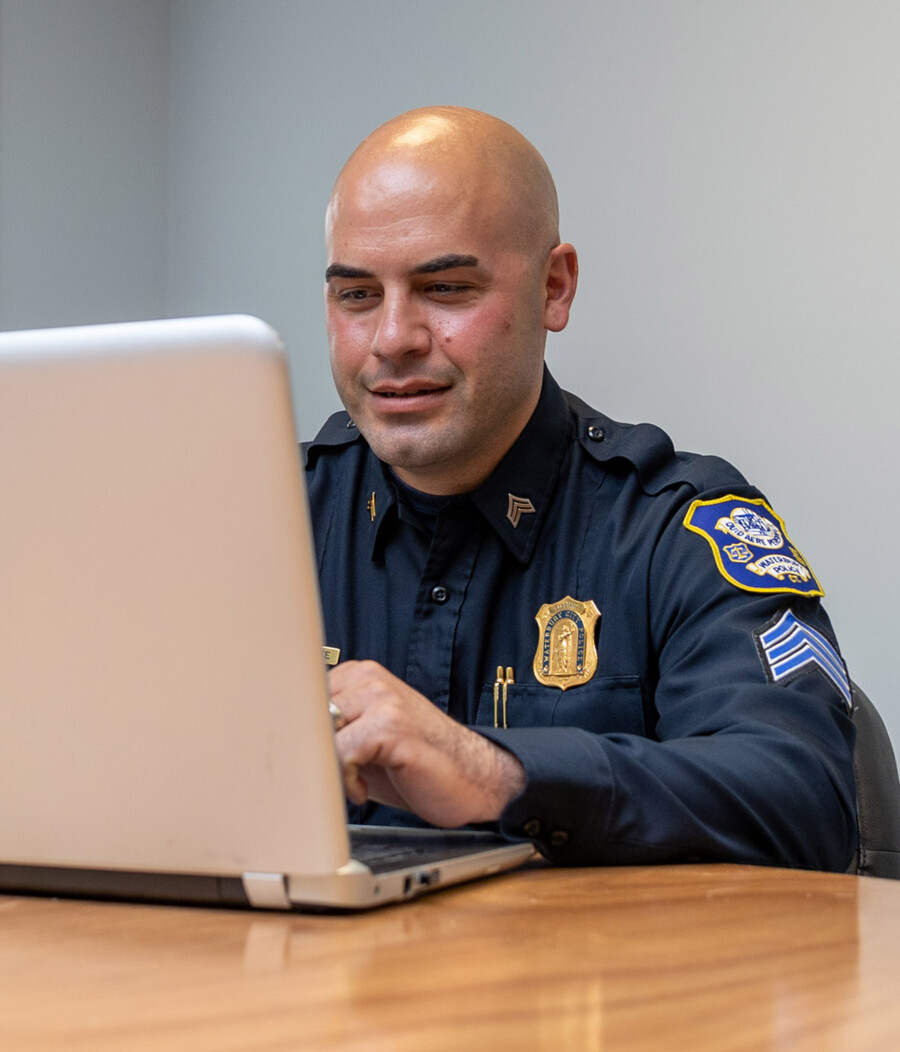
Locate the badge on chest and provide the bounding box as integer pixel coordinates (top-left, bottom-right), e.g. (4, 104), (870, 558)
(533, 596), (600, 690)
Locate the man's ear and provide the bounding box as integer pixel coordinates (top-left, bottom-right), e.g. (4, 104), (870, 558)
(542, 243), (579, 333)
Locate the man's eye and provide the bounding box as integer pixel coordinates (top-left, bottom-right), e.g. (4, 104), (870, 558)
(337, 288), (378, 305)
(426, 283), (470, 296)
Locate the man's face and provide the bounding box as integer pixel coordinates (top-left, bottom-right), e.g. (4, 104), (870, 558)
(325, 159), (552, 495)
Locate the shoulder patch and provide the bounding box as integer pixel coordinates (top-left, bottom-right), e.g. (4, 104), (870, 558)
(683, 495), (823, 597)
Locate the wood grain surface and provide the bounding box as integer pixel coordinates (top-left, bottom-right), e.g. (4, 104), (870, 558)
(0, 863), (896, 1050)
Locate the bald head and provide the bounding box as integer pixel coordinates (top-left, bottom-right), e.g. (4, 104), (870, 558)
(327, 107), (560, 259)
(323, 107), (578, 494)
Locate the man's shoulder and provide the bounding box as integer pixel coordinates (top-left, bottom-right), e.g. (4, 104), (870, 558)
(301, 410), (365, 470)
(563, 388), (746, 496)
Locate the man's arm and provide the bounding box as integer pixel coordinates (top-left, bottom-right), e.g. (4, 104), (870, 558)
(331, 646), (856, 871)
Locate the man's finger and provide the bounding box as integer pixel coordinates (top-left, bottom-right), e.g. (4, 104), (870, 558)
(341, 758), (368, 805)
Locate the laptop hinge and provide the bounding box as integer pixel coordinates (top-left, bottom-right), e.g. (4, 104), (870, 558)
(242, 871), (291, 910)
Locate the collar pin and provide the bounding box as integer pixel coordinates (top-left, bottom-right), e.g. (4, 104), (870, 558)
(507, 494), (536, 528)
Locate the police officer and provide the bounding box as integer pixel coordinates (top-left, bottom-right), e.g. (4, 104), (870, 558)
(305, 106), (857, 870)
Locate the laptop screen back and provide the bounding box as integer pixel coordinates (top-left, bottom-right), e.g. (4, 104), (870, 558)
(0, 316), (350, 879)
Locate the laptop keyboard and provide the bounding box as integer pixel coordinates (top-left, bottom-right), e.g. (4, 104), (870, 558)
(349, 826), (510, 875)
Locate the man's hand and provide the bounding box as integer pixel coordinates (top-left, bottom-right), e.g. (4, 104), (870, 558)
(328, 660), (526, 827)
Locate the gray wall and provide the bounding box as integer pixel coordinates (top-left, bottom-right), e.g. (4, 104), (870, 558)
(2, 0), (899, 751)
(0, 0), (168, 326)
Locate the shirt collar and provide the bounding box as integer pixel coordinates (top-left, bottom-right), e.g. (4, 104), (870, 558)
(365, 454), (400, 559)
(468, 367), (571, 563)
(362, 367), (571, 563)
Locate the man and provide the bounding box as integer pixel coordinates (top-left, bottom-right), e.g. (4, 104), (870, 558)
(305, 106), (857, 870)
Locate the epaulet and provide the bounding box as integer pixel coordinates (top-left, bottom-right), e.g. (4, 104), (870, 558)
(565, 390), (744, 495)
(301, 410), (362, 468)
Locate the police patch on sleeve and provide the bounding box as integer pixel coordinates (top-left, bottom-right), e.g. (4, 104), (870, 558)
(683, 495), (823, 597)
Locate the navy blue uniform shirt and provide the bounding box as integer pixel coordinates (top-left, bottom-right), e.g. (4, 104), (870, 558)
(304, 369), (857, 871)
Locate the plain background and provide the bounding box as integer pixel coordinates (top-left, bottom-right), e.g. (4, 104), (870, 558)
(1, 0), (898, 751)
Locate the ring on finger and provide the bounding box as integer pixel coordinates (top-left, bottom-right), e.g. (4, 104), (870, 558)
(329, 701), (348, 731)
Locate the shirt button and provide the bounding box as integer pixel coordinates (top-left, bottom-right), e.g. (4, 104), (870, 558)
(430, 585), (449, 604)
(549, 830), (569, 848)
(587, 425), (605, 442)
(522, 818), (542, 838)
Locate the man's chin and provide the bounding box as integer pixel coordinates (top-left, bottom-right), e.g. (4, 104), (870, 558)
(370, 444), (441, 475)
(359, 416), (440, 458)
(365, 432), (454, 477)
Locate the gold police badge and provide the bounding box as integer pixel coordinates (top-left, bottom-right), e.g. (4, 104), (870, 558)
(533, 597), (600, 690)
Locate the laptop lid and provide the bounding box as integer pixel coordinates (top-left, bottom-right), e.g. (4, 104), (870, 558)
(0, 315), (532, 910)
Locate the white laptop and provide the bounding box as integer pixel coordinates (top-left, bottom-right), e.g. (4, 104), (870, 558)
(0, 314), (534, 910)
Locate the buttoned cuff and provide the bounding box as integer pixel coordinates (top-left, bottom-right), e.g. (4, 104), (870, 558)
(475, 726), (616, 863)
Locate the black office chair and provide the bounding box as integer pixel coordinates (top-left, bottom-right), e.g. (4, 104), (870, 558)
(850, 682), (900, 879)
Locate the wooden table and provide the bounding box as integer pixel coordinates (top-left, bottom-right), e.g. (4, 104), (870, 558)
(0, 863), (898, 1049)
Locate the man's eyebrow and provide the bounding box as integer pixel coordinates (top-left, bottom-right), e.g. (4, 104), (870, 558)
(324, 255), (479, 282)
(413, 254), (479, 274)
(325, 263), (373, 281)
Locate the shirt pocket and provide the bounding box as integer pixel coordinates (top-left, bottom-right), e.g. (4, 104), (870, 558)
(474, 674), (646, 736)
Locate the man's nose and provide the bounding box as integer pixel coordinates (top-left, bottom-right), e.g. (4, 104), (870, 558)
(372, 290), (430, 360)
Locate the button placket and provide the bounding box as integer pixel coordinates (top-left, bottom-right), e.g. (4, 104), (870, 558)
(403, 508), (482, 715)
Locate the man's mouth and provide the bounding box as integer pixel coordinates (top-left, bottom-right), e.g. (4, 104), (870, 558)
(377, 387), (446, 398)
(368, 383), (451, 413)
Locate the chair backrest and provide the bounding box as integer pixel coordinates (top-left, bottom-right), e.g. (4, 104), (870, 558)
(851, 682), (900, 879)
